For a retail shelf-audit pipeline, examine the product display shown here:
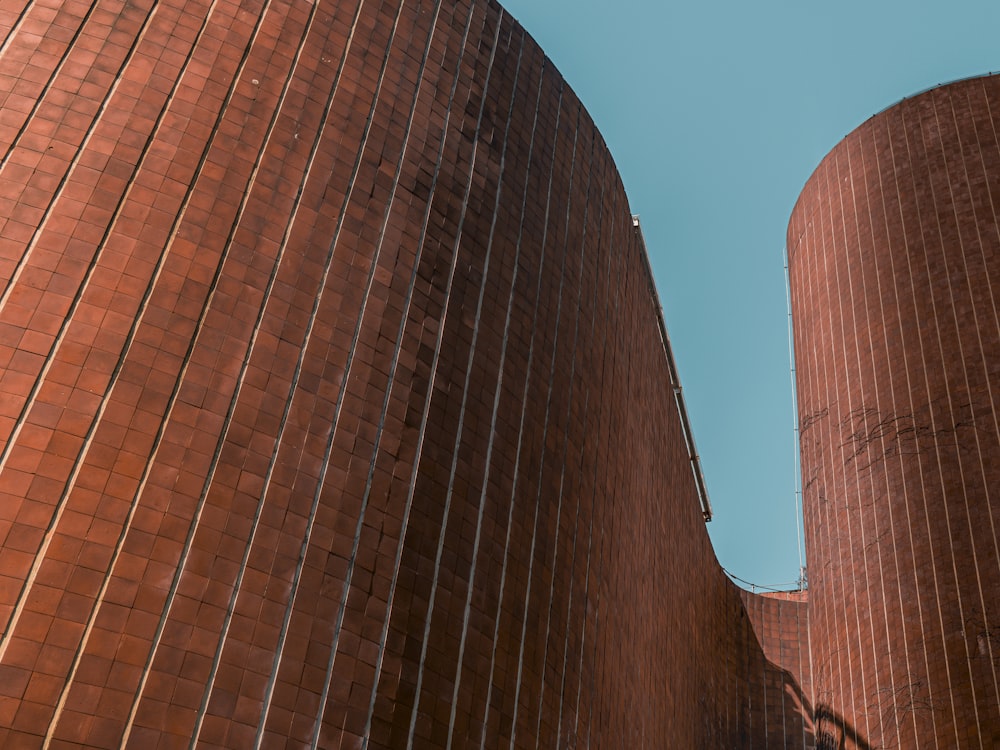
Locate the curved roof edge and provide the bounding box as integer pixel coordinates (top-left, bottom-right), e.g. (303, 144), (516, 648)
(787, 71), (1000, 254)
(870, 70), (1000, 118)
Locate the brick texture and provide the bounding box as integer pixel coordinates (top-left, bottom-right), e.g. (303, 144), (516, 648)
(0, 0), (811, 747)
(789, 75), (1000, 750)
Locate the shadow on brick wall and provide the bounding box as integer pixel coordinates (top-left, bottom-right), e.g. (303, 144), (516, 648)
(813, 704), (874, 750)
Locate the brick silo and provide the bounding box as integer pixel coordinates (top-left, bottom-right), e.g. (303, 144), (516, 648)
(788, 75), (1000, 749)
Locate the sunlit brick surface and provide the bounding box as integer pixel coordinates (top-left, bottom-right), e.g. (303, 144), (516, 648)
(0, 0), (810, 747)
(789, 75), (1000, 750)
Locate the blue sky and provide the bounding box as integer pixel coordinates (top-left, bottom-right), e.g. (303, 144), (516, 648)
(498, 0), (1000, 588)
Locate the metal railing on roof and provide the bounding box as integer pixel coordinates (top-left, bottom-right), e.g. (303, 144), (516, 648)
(632, 216), (713, 522)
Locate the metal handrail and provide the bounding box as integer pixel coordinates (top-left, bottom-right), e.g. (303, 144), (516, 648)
(632, 216), (713, 522)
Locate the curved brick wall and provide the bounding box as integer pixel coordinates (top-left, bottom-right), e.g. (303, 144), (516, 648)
(741, 590), (813, 748)
(0, 0), (811, 747)
(788, 75), (1000, 749)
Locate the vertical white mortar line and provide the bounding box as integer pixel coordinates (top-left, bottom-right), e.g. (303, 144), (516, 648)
(255, 1), (479, 742)
(119, 0), (371, 742)
(533, 109), (589, 750)
(506, 85), (572, 750)
(833, 145), (875, 745)
(900, 103), (965, 747)
(556, 139), (607, 750)
(45, 0), (317, 741)
(856, 121), (907, 750)
(584, 179), (625, 746)
(813, 156), (849, 737)
(879, 106), (940, 747)
(941, 91), (1000, 721)
(0, 0), (170, 478)
(0, 0), (41, 58)
(473, 58), (548, 750)
(387, 6), (500, 745)
(922, 94), (987, 743)
(440, 17), (523, 746)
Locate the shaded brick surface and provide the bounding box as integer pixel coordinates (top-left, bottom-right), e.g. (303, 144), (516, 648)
(789, 75), (1000, 749)
(0, 0), (812, 747)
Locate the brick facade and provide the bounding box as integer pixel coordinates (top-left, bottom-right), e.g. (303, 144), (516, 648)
(0, 0), (809, 746)
(788, 74), (1000, 749)
(4, 0), (998, 748)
